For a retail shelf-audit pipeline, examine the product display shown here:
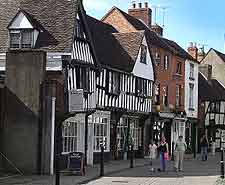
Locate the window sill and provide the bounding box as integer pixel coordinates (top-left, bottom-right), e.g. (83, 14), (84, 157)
(174, 73), (182, 77)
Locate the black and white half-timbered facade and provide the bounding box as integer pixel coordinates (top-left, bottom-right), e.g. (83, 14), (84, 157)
(0, 0), (100, 173)
(87, 16), (155, 161)
(199, 69), (225, 151)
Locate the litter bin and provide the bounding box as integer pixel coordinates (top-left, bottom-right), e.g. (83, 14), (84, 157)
(68, 152), (85, 175)
(211, 142), (216, 156)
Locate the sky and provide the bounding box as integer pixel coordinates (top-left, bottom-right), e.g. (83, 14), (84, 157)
(83, 0), (225, 53)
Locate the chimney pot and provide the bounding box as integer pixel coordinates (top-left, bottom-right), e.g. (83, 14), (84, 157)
(145, 2), (148, 8)
(138, 2), (142, 8)
(132, 2), (136, 8)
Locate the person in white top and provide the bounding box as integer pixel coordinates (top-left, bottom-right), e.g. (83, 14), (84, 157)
(174, 135), (187, 172)
(149, 140), (157, 171)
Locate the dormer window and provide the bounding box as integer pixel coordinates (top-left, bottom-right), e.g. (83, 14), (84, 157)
(9, 30), (33, 49)
(8, 10), (39, 49)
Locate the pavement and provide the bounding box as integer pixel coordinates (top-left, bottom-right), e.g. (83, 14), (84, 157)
(0, 153), (222, 185)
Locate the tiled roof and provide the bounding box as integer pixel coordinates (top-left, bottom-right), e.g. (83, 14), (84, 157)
(87, 15), (144, 72)
(162, 38), (196, 61)
(0, 0), (79, 52)
(109, 7), (195, 61)
(199, 73), (225, 101)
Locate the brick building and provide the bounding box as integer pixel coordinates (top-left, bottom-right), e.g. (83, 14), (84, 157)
(102, 2), (198, 155)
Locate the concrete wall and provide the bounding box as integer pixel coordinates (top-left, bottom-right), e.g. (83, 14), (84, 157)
(2, 50), (46, 174)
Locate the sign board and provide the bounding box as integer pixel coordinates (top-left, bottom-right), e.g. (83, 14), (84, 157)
(68, 152), (85, 175)
(68, 89), (84, 112)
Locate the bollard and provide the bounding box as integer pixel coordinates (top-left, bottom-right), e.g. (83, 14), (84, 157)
(55, 154), (60, 185)
(100, 145), (104, 177)
(171, 141), (175, 161)
(130, 145), (134, 168)
(221, 148), (224, 179)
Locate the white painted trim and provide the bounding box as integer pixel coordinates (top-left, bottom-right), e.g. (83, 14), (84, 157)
(50, 97), (56, 175)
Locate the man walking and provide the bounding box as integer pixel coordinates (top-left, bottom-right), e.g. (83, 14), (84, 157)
(174, 135), (187, 172)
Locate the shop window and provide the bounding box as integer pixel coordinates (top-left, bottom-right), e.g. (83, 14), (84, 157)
(94, 116), (110, 152)
(62, 121), (78, 153)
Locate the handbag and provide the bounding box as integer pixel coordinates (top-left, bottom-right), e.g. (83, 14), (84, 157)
(164, 152), (169, 160)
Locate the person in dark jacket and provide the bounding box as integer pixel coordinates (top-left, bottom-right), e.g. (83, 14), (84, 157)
(158, 136), (169, 171)
(200, 134), (209, 161)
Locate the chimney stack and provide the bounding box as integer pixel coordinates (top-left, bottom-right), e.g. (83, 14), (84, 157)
(145, 2), (148, 8)
(187, 42), (198, 60)
(138, 2), (142, 8)
(128, 1), (152, 29)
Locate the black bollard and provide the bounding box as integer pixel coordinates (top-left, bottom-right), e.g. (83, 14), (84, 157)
(55, 154), (60, 185)
(171, 141), (175, 161)
(130, 145), (134, 168)
(221, 148), (224, 179)
(100, 145), (104, 177)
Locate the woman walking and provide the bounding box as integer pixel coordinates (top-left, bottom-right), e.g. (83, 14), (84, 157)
(149, 140), (157, 171)
(158, 136), (169, 172)
(200, 134), (209, 161)
(174, 135), (187, 172)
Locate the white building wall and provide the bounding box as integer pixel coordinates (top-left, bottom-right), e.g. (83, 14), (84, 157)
(132, 36), (154, 81)
(185, 60), (199, 118)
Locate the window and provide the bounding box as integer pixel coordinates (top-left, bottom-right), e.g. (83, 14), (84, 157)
(108, 71), (120, 94)
(176, 62), (182, 75)
(189, 83), (194, 109)
(164, 55), (169, 70)
(140, 45), (147, 64)
(190, 63), (194, 79)
(94, 116), (110, 152)
(210, 102), (220, 113)
(155, 51), (161, 66)
(62, 121), (78, 153)
(117, 118), (128, 151)
(176, 85), (181, 107)
(75, 67), (89, 91)
(130, 118), (140, 150)
(163, 86), (168, 107)
(9, 30), (33, 49)
(117, 117), (140, 151)
(136, 78), (147, 97)
(155, 83), (160, 105)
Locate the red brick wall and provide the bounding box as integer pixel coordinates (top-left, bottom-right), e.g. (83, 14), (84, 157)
(102, 9), (136, 33)
(103, 8), (186, 113)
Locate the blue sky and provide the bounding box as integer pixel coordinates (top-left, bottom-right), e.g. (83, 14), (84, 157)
(84, 0), (225, 53)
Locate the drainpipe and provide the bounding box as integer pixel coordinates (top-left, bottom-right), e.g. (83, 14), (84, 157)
(50, 97), (56, 175)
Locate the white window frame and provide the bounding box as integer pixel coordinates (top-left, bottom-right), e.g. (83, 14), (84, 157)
(62, 121), (79, 154)
(93, 115), (110, 152)
(9, 29), (33, 49)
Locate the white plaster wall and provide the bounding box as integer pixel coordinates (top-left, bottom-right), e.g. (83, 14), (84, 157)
(185, 60), (199, 118)
(132, 36), (154, 81)
(9, 12), (33, 29)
